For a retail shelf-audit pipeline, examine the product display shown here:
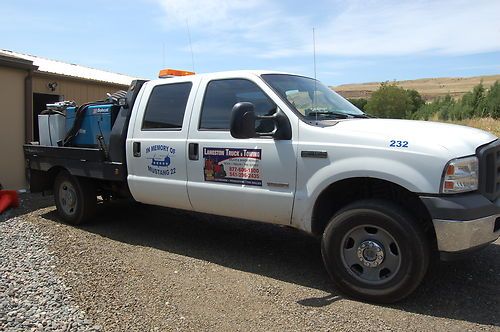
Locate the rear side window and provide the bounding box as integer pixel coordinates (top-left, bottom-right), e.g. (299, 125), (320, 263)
(142, 82), (192, 130)
(200, 79), (276, 130)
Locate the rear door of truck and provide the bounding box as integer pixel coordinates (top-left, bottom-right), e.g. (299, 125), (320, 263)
(126, 76), (200, 209)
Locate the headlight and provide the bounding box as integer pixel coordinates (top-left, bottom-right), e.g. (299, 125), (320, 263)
(441, 156), (479, 193)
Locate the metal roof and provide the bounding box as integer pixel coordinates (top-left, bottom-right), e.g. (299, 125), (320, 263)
(0, 49), (137, 86)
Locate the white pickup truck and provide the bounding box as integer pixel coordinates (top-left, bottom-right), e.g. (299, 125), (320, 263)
(24, 70), (500, 303)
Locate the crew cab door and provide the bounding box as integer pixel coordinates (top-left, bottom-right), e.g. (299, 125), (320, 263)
(186, 74), (298, 224)
(126, 77), (199, 209)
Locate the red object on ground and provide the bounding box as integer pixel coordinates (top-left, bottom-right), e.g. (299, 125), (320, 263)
(0, 190), (20, 214)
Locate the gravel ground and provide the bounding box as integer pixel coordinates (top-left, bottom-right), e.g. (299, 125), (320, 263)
(1, 194), (499, 331)
(0, 195), (101, 331)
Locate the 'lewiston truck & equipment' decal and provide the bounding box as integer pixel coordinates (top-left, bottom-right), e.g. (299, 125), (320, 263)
(203, 147), (262, 186)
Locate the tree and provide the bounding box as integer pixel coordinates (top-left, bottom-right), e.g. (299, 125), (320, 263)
(365, 83), (412, 119)
(486, 81), (500, 118)
(436, 95), (457, 120)
(348, 98), (368, 111)
(405, 89), (425, 117)
(462, 82), (486, 117)
(410, 80), (500, 121)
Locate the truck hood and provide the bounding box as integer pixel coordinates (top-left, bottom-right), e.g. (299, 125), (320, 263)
(334, 118), (497, 156)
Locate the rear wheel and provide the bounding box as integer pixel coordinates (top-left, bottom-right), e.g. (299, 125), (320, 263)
(321, 199), (429, 303)
(54, 171), (96, 225)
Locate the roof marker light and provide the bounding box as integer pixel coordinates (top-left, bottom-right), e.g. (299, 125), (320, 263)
(158, 69), (195, 78)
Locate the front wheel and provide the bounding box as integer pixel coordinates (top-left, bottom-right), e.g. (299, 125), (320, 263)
(54, 171), (96, 225)
(321, 199), (429, 303)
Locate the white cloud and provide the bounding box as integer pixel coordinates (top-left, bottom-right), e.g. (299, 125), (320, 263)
(156, 0), (264, 31)
(316, 0), (500, 56)
(153, 0), (500, 58)
(154, 0), (310, 58)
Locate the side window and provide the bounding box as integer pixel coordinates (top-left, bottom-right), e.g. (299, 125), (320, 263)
(142, 82), (192, 130)
(200, 79), (276, 130)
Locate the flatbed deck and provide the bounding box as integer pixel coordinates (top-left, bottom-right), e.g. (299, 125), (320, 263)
(24, 144), (126, 182)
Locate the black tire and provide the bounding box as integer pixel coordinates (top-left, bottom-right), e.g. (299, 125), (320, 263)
(321, 199), (429, 303)
(53, 171), (97, 225)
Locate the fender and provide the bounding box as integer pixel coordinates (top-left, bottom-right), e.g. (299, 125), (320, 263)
(291, 155), (445, 232)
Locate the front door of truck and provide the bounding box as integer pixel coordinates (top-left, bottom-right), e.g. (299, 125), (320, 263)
(126, 77), (199, 210)
(186, 75), (298, 224)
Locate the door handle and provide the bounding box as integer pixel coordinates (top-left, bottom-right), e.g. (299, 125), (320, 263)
(133, 142), (141, 157)
(189, 143), (199, 160)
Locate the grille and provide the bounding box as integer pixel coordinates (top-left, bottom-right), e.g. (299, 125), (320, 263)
(477, 139), (500, 201)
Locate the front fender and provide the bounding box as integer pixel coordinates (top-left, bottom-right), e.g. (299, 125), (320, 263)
(291, 156), (444, 232)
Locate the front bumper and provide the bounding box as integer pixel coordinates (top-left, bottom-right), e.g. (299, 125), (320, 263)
(420, 193), (500, 256)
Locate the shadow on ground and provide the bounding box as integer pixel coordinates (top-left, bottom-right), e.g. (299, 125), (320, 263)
(42, 200), (499, 327)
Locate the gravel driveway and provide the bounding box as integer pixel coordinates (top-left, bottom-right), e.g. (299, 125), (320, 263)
(1, 194), (499, 331)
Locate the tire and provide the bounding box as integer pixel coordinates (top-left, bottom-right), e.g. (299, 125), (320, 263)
(53, 171), (97, 225)
(321, 199), (429, 303)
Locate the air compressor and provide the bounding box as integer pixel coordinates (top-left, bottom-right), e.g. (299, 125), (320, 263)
(38, 91), (126, 149)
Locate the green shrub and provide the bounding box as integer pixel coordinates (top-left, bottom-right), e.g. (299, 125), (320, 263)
(348, 98), (368, 111)
(486, 81), (500, 119)
(365, 83), (413, 119)
(351, 80), (500, 120)
(405, 89), (425, 118)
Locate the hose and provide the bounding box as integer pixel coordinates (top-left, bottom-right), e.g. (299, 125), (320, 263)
(62, 101), (109, 146)
(62, 91), (126, 147)
(40, 109), (65, 117)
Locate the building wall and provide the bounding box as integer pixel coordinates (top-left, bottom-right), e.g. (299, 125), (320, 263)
(0, 69), (129, 190)
(33, 74), (127, 105)
(0, 66), (27, 190)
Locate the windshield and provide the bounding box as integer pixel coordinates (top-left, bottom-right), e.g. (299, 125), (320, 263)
(261, 74), (365, 120)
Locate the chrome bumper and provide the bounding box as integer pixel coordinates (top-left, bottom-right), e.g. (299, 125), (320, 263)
(433, 214), (500, 252)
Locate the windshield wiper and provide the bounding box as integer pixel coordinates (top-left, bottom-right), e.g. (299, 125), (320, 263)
(307, 110), (371, 119)
(346, 113), (370, 118)
(306, 110), (349, 119)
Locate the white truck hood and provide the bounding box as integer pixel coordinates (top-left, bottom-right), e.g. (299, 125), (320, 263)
(334, 118), (497, 156)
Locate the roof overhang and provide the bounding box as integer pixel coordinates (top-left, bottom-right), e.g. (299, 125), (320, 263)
(0, 49), (137, 85)
(33, 70), (130, 87)
(0, 54), (38, 71)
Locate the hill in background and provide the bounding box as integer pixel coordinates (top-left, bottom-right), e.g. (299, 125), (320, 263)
(333, 74), (500, 101)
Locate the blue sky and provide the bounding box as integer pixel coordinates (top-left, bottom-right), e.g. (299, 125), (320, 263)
(1, 0), (499, 85)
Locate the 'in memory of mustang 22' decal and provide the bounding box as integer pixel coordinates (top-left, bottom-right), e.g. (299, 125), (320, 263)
(203, 147), (262, 186)
(146, 144), (176, 176)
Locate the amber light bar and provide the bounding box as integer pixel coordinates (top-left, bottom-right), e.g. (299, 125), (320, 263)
(158, 68), (195, 78)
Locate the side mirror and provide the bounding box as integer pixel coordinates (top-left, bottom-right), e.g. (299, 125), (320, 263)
(230, 102), (257, 139)
(230, 102), (292, 140)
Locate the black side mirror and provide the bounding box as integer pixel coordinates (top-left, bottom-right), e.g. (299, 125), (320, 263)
(230, 102), (292, 140)
(230, 102), (257, 139)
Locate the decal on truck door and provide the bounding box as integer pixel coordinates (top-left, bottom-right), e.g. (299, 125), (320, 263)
(145, 144), (177, 176)
(203, 147), (262, 186)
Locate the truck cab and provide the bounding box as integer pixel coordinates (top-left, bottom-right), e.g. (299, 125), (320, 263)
(24, 70), (500, 303)
(126, 71), (298, 224)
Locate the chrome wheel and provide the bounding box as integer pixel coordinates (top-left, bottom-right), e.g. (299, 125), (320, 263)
(59, 180), (77, 216)
(341, 225), (401, 285)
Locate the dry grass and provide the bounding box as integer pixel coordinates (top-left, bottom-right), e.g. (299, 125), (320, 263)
(333, 74), (500, 101)
(441, 117), (500, 137)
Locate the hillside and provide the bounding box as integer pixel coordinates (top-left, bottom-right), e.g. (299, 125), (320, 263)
(333, 74), (500, 101)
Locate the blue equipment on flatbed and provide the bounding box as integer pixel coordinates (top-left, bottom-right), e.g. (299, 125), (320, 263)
(60, 90), (126, 148)
(65, 104), (115, 147)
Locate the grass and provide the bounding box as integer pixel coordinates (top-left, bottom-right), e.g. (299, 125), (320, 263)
(441, 118), (500, 137)
(334, 74), (500, 101)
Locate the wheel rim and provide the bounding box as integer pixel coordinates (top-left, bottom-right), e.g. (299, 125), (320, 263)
(59, 180), (77, 216)
(341, 224), (401, 285)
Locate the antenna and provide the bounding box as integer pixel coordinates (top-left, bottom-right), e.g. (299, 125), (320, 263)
(313, 27), (318, 123)
(313, 27), (317, 81)
(186, 19), (195, 72)
(162, 42), (165, 68)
